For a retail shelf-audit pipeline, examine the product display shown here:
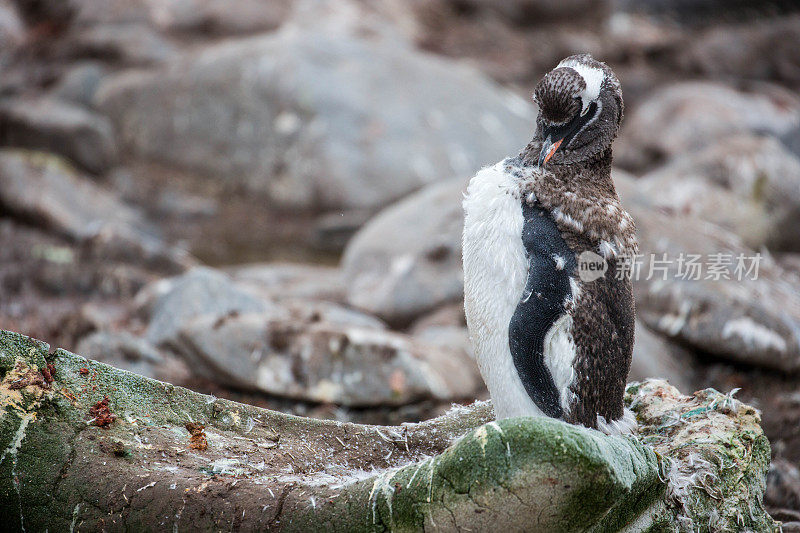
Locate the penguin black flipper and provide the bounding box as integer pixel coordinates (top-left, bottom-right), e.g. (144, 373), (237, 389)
(508, 202), (577, 419)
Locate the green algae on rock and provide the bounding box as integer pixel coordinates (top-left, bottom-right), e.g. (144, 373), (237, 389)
(0, 329), (777, 531)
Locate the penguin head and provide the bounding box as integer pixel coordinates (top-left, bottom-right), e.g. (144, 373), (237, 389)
(532, 54), (623, 167)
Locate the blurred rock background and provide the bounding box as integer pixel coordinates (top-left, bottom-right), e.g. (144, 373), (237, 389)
(1, 0), (799, 522)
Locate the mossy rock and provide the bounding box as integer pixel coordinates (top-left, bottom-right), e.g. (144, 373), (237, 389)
(0, 329), (777, 531)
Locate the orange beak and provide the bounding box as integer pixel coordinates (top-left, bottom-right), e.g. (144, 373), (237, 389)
(538, 138), (563, 168)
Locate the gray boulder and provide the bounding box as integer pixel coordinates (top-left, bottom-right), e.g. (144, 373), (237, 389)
(11, 0), (173, 66)
(767, 459), (800, 516)
(147, 0), (291, 36)
(631, 319), (694, 393)
(0, 96), (117, 174)
(412, 325), (474, 360)
(616, 81), (800, 172)
(0, 149), (187, 271)
(0, 150), (135, 239)
(57, 0), (151, 26)
(615, 172), (800, 373)
(0, 0), (23, 70)
(632, 238), (800, 374)
(171, 311), (481, 405)
(342, 177), (466, 325)
(409, 302), (467, 332)
(226, 262), (346, 304)
(616, 0), (796, 25)
(279, 298), (387, 331)
(150, 282), (388, 389)
(678, 16), (800, 89)
(144, 267), (273, 345)
(0, 0), (22, 38)
(782, 123), (800, 159)
(444, 0), (610, 25)
(75, 330), (189, 383)
(46, 0), (175, 64)
(66, 23), (176, 66)
(96, 24), (534, 211)
(311, 209), (373, 252)
(51, 62), (107, 108)
(639, 134), (800, 251)
(408, 303), (474, 360)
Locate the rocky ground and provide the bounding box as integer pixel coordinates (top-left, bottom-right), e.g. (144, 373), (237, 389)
(1, 0), (800, 526)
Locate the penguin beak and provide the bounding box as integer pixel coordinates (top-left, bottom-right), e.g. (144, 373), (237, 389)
(537, 136), (563, 168)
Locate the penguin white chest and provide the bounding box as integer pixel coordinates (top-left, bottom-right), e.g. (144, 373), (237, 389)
(462, 161), (576, 420)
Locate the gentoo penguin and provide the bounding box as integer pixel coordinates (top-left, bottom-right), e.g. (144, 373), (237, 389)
(462, 54), (638, 433)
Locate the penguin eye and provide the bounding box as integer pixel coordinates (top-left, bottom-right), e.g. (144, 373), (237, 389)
(573, 96), (584, 116)
(580, 100), (597, 117)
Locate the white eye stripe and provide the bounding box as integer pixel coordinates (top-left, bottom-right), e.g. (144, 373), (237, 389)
(567, 100), (602, 149)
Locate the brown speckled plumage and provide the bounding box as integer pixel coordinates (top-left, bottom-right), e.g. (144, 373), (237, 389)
(520, 54), (637, 428)
(534, 67), (584, 125)
(519, 150), (638, 259)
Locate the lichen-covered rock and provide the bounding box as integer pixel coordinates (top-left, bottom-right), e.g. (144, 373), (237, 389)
(628, 379), (777, 531)
(0, 329), (777, 531)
